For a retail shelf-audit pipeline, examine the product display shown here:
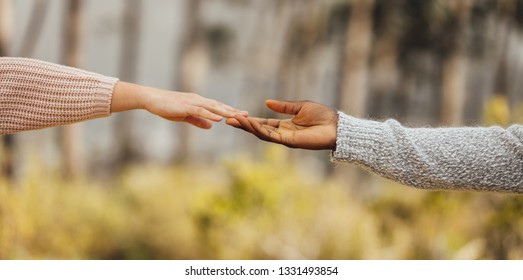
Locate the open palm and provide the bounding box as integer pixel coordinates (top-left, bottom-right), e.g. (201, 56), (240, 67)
(226, 100), (338, 150)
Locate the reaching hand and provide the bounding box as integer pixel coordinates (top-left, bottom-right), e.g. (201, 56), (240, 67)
(111, 81), (247, 129)
(144, 90), (247, 129)
(226, 100), (338, 150)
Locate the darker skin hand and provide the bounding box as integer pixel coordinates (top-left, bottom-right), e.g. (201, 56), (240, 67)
(226, 100), (338, 150)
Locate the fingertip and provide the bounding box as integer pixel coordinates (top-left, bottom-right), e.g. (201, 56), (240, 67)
(266, 99), (302, 115)
(226, 118), (239, 126)
(265, 99), (283, 111)
(212, 115), (224, 122)
(210, 119), (222, 124)
(265, 99), (276, 107)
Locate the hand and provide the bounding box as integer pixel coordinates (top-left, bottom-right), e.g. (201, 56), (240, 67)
(226, 100), (338, 150)
(111, 81), (247, 129)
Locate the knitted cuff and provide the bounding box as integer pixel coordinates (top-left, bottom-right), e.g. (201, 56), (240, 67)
(331, 112), (385, 164)
(91, 75), (118, 119)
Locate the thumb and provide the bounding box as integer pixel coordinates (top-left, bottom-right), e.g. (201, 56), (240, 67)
(265, 100), (303, 115)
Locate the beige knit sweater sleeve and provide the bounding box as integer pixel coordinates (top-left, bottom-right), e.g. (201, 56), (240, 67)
(0, 57), (118, 135)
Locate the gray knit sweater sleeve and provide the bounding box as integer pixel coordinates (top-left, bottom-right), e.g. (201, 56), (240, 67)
(331, 112), (523, 193)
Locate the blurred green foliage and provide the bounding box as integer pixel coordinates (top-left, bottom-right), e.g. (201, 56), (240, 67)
(1, 143), (523, 260)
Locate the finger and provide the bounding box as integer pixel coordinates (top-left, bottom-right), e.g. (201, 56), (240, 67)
(265, 99), (303, 115)
(207, 102), (240, 118)
(193, 96), (248, 118)
(220, 103), (249, 116)
(226, 118), (241, 127)
(247, 118), (279, 132)
(249, 117), (281, 128)
(225, 118), (251, 133)
(234, 115), (257, 134)
(227, 116), (278, 128)
(248, 118), (282, 143)
(185, 116), (213, 129)
(187, 105), (223, 122)
(226, 114), (255, 132)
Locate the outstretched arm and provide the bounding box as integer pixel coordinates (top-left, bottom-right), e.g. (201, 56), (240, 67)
(0, 57), (245, 134)
(111, 81), (245, 129)
(332, 112), (523, 193)
(227, 100), (523, 193)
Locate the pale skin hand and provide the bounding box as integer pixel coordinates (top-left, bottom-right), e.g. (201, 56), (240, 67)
(226, 100), (338, 150)
(111, 81), (247, 129)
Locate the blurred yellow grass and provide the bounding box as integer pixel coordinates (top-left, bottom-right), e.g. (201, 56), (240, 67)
(484, 95), (510, 126)
(1, 145), (523, 259)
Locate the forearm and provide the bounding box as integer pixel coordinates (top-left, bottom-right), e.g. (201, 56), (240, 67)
(332, 112), (523, 193)
(0, 57), (117, 134)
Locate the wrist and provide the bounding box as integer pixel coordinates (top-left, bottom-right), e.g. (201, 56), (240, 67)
(111, 81), (147, 113)
(327, 110), (339, 150)
(331, 120), (338, 151)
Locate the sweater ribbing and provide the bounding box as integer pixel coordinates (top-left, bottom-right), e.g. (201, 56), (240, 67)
(0, 57), (117, 134)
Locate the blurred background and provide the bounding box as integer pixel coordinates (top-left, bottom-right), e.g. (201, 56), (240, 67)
(1, 0), (523, 259)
